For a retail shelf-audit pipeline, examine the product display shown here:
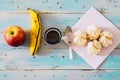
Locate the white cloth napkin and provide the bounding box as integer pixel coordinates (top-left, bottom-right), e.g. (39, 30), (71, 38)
(64, 7), (120, 69)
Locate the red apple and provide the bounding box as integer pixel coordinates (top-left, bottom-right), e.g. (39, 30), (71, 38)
(4, 26), (26, 47)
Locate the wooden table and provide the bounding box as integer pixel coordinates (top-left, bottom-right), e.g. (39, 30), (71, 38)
(0, 0), (120, 80)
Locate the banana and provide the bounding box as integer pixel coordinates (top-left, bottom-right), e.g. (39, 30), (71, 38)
(28, 8), (42, 56)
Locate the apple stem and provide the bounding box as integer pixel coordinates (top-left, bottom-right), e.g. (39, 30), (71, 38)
(10, 31), (14, 35)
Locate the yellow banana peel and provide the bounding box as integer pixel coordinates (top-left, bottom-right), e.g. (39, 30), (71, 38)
(28, 8), (42, 56)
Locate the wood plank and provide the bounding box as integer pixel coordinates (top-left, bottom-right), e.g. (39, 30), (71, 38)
(0, 0), (120, 79)
(0, 48), (120, 69)
(0, 14), (120, 31)
(0, 14), (120, 49)
(0, 70), (120, 80)
(0, 0), (120, 13)
(1, 33), (120, 49)
(0, 14), (120, 69)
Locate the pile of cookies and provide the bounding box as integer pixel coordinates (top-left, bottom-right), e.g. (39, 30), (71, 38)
(72, 24), (113, 55)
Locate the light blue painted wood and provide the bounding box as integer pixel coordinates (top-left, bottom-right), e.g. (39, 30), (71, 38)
(0, 14), (120, 32)
(0, 14), (120, 49)
(0, 10), (120, 69)
(0, 0), (120, 79)
(0, 70), (120, 80)
(0, 0), (119, 13)
(0, 37), (120, 69)
(0, 12), (120, 69)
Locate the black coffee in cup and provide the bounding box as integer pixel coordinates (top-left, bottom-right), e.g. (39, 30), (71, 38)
(44, 28), (62, 44)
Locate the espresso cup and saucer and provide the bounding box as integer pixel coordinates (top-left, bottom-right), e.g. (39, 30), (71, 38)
(44, 27), (73, 60)
(44, 28), (62, 44)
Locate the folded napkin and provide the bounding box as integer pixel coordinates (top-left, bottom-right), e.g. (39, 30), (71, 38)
(64, 7), (120, 69)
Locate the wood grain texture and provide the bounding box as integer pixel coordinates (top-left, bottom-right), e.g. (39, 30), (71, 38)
(0, 14), (120, 31)
(0, 48), (120, 69)
(0, 11), (120, 70)
(0, 0), (120, 13)
(0, 0), (120, 79)
(0, 70), (120, 80)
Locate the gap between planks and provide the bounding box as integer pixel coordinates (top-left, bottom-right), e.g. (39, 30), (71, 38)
(0, 69), (120, 71)
(0, 11), (120, 14)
